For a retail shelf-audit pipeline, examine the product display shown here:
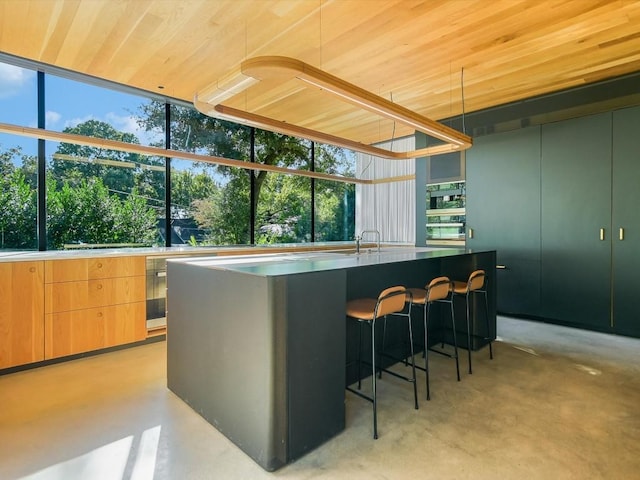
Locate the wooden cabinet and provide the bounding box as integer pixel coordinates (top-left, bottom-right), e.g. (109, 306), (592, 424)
(44, 256), (146, 359)
(0, 261), (45, 369)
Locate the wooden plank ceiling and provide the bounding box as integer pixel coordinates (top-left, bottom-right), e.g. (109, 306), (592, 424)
(1, 0), (639, 146)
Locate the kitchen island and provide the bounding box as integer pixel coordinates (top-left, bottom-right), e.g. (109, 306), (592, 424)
(166, 247), (496, 471)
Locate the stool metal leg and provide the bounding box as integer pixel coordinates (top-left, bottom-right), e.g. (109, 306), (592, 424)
(449, 298), (461, 381)
(466, 292), (473, 374)
(463, 287), (493, 375)
(482, 289), (493, 359)
(465, 292), (473, 374)
(357, 321), (363, 390)
(423, 302), (431, 400)
(371, 320), (378, 439)
(407, 310), (418, 409)
(379, 318), (386, 377)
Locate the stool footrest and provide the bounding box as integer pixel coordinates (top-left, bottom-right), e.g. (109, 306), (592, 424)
(428, 346), (458, 360)
(346, 386), (374, 403)
(378, 353), (418, 384)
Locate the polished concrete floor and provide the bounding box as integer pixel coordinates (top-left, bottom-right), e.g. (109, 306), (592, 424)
(1, 317), (639, 480)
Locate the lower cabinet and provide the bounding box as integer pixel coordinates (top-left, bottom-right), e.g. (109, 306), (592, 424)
(0, 261), (45, 369)
(45, 302), (146, 359)
(44, 256), (147, 360)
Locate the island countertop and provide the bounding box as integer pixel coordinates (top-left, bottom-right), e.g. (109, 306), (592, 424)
(166, 246), (489, 276)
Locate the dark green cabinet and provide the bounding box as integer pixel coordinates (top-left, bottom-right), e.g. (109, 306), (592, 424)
(612, 106), (640, 335)
(465, 106), (640, 337)
(466, 127), (541, 316)
(540, 113), (612, 329)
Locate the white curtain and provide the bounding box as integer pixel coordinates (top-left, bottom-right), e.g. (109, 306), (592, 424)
(355, 136), (415, 244)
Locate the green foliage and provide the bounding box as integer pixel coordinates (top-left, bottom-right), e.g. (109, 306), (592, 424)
(46, 178), (156, 249)
(170, 167), (217, 212)
(314, 180), (355, 241)
(192, 173), (251, 245)
(0, 169), (37, 249)
(255, 174), (310, 244)
(0, 146), (38, 249)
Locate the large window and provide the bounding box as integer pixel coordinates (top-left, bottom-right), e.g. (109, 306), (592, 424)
(0, 62), (38, 250)
(44, 75), (165, 249)
(0, 58), (359, 251)
(45, 140), (164, 249)
(167, 104), (251, 246)
(255, 132), (311, 244)
(314, 144), (355, 241)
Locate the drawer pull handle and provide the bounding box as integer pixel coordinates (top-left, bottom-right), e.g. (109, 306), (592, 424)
(619, 227), (624, 241)
(97, 262), (103, 268)
(599, 228), (605, 241)
(29, 267), (36, 273)
(97, 312), (103, 317)
(496, 265), (507, 269)
(97, 284), (103, 290)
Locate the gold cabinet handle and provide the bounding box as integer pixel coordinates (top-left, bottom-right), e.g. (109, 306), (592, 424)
(619, 227), (624, 241)
(496, 265), (507, 269)
(97, 283), (103, 290)
(29, 266), (36, 273)
(599, 228), (605, 241)
(468, 228), (474, 239)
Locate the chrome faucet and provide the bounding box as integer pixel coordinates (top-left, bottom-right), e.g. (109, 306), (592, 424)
(359, 229), (381, 253)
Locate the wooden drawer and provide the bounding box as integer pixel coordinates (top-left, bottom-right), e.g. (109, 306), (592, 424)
(45, 256), (145, 283)
(45, 276), (145, 313)
(45, 301), (146, 359)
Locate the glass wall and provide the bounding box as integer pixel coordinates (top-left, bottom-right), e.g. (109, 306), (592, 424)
(314, 144), (355, 241)
(44, 74), (165, 249)
(0, 61), (38, 250)
(254, 132), (312, 244)
(168, 104), (251, 245)
(0, 57), (359, 251)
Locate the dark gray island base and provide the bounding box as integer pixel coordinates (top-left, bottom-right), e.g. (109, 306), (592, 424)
(166, 247), (496, 471)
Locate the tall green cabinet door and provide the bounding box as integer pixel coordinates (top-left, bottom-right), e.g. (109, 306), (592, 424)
(541, 113), (612, 328)
(612, 106), (640, 336)
(466, 126), (541, 316)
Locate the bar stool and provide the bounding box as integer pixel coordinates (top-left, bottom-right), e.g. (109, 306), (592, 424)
(346, 286), (418, 439)
(407, 277), (460, 401)
(452, 270), (493, 374)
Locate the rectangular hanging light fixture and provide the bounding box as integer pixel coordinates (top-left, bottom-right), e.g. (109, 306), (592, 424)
(194, 56), (472, 159)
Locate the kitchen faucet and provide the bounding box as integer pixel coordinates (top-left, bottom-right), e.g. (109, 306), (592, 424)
(357, 229), (381, 253)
